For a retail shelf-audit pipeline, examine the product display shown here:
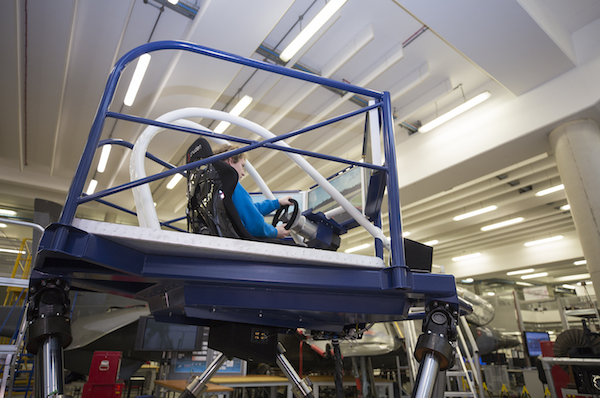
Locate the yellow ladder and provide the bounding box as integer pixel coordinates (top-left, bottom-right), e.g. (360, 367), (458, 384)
(3, 238), (33, 307)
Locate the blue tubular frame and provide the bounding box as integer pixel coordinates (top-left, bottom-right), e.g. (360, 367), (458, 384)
(58, 40), (407, 269)
(37, 40), (461, 330)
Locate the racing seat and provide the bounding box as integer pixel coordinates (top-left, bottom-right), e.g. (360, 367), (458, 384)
(186, 137), (284, 243)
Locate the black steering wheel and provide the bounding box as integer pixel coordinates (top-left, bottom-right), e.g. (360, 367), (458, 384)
(272, 198), (299, 230)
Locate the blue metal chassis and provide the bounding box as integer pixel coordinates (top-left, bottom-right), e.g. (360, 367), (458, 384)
(33, 40), (458, 332)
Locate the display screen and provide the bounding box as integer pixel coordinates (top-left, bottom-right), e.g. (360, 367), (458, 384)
(135, 316), (205, 351)
(524, 331), (550, 357)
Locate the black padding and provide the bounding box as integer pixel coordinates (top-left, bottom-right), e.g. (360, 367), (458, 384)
(364, 170), (387, 221)
(186, 137), (213, 164)
(186, 139), (258, 241)
(404, 238), (433, 272)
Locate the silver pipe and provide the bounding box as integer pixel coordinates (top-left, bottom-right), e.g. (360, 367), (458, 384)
(540, 358), (558, 398)
(39, 335), (65, 397)
(276, 352), (313, 397)
(412, 352), (440, 398)
(539, 356), (600, 366)
(0, 218), (44, 233)
(459, 317), (483, 398)
(185, 352), (228, 397)
(539, 357), (600, 398)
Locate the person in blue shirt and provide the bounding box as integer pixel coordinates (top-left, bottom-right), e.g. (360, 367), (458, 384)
(214, 145), (292, 239)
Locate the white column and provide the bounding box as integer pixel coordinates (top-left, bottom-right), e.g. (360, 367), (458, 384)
(549, 119), (600, 289)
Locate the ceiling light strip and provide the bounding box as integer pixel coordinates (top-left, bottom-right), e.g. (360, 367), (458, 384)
(452, 253), (481, 262)
(418, 91), (491, 133)
(280, 0), (348, 62)
(214, 95), (253, 134)
(86, 179), (98, 195)
(524, 235), (563, 247)
(481, 217), (524, 231)
(97, 145), (111, 173)
(124, 54), (152, 106)
(506, 268), (534, 276)
(166, 173), (184, 190)
(453, 205), (497, 221)
(345, 243), (370, 253)
(535, 184), (564, 197)
(521, 272), (548, 279)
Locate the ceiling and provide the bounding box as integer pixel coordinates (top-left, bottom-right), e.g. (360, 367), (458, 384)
(1, 0), (600, 290)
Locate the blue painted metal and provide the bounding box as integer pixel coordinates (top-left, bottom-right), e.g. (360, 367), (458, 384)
(99, 139), (179, 172)
(35, 40), (460, 332)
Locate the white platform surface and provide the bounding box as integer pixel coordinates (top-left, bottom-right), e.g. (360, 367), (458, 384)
(72, 219), (385, 269)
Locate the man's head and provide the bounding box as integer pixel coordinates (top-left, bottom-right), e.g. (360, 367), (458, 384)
(214, 144), (246, 180)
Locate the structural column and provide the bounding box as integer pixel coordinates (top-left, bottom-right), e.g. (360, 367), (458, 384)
(549, 119), (600, 290)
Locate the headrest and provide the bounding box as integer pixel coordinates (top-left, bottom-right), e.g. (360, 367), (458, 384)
(186, 137), (213, 164)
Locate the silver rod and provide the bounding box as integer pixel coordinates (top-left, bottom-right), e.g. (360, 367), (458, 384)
(0, 217), (45, 233)
(186, 352), (228, 396)
(459, 317), (483, 398)
(39, 335), (65, 397)
(540, 358), (558, 398)
(276, 352), (313, 397)
(412, 352), (440, 398)
(539, 356), (600, 366)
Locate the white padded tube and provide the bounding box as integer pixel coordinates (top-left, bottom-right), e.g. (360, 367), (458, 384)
(130, 108), (389, 250)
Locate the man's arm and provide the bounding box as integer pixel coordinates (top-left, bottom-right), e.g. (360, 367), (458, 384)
(231, 184), (279, 238)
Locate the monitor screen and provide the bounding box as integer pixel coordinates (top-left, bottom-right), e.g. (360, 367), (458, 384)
(524, 331), (550, 357)
(135, 316), (206, 351)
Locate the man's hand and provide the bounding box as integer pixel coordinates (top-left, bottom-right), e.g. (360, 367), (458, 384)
(278, 195), (293, 207)
(276, 224), (291, 239)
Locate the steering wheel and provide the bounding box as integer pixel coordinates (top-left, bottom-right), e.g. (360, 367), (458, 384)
(272, 198), (299, 230)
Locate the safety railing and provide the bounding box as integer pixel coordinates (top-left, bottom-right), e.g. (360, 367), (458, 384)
(56, 40), (408, 283)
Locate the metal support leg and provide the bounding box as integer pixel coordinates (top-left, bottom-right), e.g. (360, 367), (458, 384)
(179, 352), (228, 397)
(411, 301), (458, 398)
(332, 339), (344, 398)
(276, 342), (314, 398)
(26, 278), (73, 398)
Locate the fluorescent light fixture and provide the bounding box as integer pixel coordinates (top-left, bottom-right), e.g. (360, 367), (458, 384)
(418, 91), (491, 133)
(279, 0), (348, 62)
(521, 272), (548, 280)
(560, 204), (571, 211)
(0, 248), (26, 255)
(562, 284), (577, 290)
(574, 260), (587, 266)
(345, 243), (370, 253)
(86, 179), (98, 195)
(535, 184), (564, 197)
(402, 231), (411, 237)
(424, 239), (439, 246)
(453, 205), (497, 221)
(452, 253), (481, 262)
(555, 273), (591, 282)
(516, 281), (533, 287)
(166, 173), (184, 190)
(577, 281), (593, 286)
(462, 278), (474, 283)
(167, 0), (178, 4)
(0, 209), (16, 216)
(214, 95), (253, 134)
(97, 145), (111, 173)
(507, 268), (534, 276)
(524, 235), (563, 247)
(124, 53), (151, 106)
(486, 292), (495, 296)
(481, 217), (524, 231)
(0, 223), (6, 228)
